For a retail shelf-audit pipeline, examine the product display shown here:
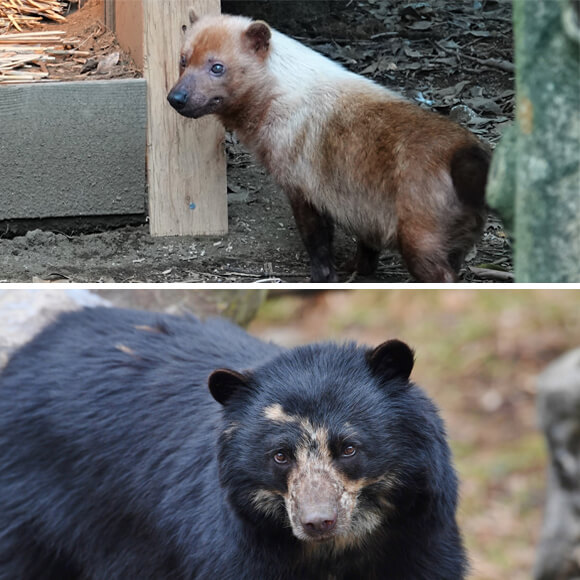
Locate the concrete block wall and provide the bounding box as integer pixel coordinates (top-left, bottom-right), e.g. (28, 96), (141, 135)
(0, 79), (147, 221)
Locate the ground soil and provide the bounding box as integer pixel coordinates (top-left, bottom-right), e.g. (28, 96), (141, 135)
(0, 0), (514, 283)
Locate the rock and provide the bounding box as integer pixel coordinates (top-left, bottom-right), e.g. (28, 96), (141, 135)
(535, 348), (580, 579)
(0, 290), (110, 370)
(0, 290), (269, 371)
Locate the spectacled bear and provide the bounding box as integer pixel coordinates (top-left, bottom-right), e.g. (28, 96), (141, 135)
(168, 13), (490, 282)
(0, 307), (466, 579)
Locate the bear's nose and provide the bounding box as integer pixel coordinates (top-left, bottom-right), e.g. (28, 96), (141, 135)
(167, 88), (189, 110)
(301, 509), (337, 537)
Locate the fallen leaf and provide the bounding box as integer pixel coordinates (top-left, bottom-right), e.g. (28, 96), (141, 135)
(407, 20), (432, 31)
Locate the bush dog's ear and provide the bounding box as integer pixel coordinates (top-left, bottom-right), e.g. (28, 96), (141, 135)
(182, 9), (198, 33)
(209, 369), (254, 405)
(244, 21), (271, 55)
(366, 340), (415, 382)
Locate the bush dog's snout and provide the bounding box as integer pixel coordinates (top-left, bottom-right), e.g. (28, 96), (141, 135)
(167, 87), (189, 110)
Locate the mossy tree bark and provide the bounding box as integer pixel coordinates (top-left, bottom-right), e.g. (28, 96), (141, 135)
(487, 0), (580, 282)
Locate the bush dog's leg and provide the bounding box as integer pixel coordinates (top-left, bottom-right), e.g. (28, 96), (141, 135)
(287, 192), (338, 283)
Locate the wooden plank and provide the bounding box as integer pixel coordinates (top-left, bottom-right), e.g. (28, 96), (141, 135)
(114, 0), (143, 70)
(0, 79), (147, 220)
(143, 0), (227, 237)
(103, 0), (115, 30)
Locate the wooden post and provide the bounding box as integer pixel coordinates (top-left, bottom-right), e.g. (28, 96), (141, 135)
(143, 0), (227, 237)
(103, 0), (115, 30)
(114, 0), (143, 69)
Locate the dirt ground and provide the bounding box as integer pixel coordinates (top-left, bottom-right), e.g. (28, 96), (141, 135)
(0, 0), (514, 283)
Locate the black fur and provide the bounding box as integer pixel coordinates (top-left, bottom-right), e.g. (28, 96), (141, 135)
(287, 190), (338, 283)
(450, 144), (491, 208)
(0, 307), (466, 580)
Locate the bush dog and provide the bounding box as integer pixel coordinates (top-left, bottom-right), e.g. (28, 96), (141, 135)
(168, 13), (490, 282)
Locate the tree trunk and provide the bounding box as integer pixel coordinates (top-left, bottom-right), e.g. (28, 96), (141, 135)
(487, 0), (580, 282)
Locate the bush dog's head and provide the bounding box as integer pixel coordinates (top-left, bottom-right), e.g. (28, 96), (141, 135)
(167, 11), (272, 120)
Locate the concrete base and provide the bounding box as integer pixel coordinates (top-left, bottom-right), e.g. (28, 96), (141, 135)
(0, 79), (147, 220)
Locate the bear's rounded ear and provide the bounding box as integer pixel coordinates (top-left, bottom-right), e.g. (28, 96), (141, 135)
(366, 340), (415, 382)
(244, 21), (271, 55)
(209, 368), (253, 405)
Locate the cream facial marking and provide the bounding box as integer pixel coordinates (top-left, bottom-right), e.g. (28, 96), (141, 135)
(250, 489), (285, 520)
(261, 412), (391, 548)
(263, 403), (295, 423)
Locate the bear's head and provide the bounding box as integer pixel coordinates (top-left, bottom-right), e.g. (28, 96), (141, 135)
(207, 339), (457, 552)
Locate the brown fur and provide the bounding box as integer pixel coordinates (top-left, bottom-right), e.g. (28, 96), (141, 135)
(168, 14), (490, 282)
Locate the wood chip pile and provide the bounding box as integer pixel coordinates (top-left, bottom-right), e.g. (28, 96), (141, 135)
(0, 2), (89, 84)
(0, 30), (83, 83)
(0, 0), (69, 33)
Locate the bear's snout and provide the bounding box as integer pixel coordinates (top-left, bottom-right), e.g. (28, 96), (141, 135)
(299, 504), (338, 538)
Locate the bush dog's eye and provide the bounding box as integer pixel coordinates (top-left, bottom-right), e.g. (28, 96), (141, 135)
(342, 445), (356, 458)
(210, 63), (225, 76)
(179, 55), (187, 69)
(273, 452), (288, 465)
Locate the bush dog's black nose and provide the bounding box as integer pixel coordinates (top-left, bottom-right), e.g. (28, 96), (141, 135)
(167, 89), (188, 110)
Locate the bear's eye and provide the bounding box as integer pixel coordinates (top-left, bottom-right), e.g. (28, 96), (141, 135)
(210, 63), (226, 76)
(179, 55), (187, 69)
(273, 451), (289, 465)
(342, 444), (357, 458)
